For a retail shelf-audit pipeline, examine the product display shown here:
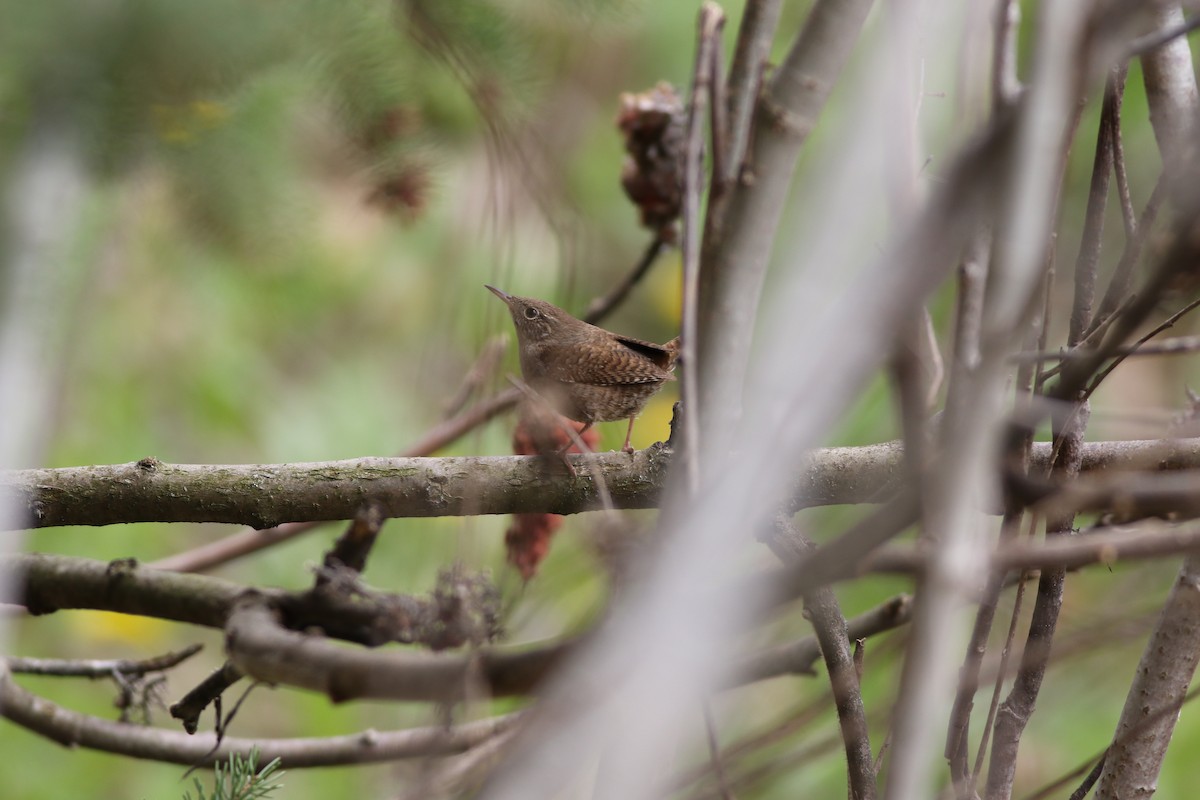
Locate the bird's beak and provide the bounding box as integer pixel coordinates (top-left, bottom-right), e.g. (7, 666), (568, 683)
(485, 284), (512, 303)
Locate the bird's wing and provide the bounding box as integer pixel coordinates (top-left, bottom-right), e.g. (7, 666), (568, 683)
(612, 334), (679, 371)
(542, 338), (675, 386)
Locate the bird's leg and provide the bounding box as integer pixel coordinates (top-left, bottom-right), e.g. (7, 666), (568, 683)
(621, 417), (637, 454)
(556, 421), (593, 456)
(553, 421), (593, 477)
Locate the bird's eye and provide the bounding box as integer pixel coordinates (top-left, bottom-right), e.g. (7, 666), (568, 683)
(523, 306), (540, 320)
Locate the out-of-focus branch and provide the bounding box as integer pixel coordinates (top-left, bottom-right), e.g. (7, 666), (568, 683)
(696, 0), (876, 452)
(992, 0), (1022, 109)
(13, 439), (1200, 529)
(0, 89), (90, 652)
(394, 722), (526, 800)
(441, 336), (509, 419)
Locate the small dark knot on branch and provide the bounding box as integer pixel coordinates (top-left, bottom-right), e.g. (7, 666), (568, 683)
(105, 557), (139, 577)
(136, 457), (161, 472)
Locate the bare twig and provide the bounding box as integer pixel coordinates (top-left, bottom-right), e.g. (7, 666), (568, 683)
(944, 512), (1022, 791)
(971, 527), (1035, 790)
(1084, 172), (1168, 341)
(318, 504), (385, 579)
(721, 0), (782, 189)
(170, 661), (245, 735)
(1067, 67), (1124, 346)
(701, 700), (737, 800)
(707, 18), (728, 204)
(679, 4), (726, 491)
(1050, 189), (1200, 407)
(443, 335), (509, 419)
(1125, 13), (1200, 59)
(582, 236), (667, 324)
(765, 518), (875, 800)
(6, 644), (202, 678)
(1108, 71), (1137, 240)
(672, 693), (840, 794)
(1066, 754), (1107, 800)
(1018, 333), (1200, 363)
(891, 3), (1087, 795)
(863, 519), (1200, 576)
(1, 662), (523, 767)
(1082, 296), (1200, 401)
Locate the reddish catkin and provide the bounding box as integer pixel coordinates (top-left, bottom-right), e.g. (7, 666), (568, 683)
(505, 417), (599, 579)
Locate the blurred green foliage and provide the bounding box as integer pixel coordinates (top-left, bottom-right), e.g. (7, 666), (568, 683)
(3, 1), (1200, 798)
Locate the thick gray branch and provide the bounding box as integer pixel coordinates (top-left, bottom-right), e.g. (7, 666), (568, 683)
(6, 439), (1200, 528)
(6, 449), (676, 528)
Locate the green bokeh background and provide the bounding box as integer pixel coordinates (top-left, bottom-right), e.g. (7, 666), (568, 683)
(3, 1), (1199, 797)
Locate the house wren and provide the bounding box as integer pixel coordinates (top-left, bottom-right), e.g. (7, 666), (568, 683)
(486, 285), (679, 453)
